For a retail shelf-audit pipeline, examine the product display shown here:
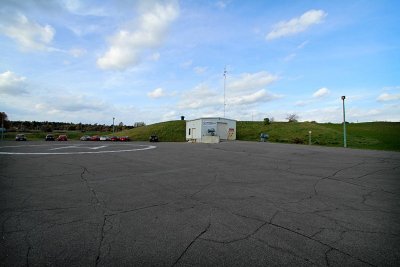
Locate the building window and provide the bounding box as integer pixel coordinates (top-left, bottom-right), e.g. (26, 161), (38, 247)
(188, 129), (191, 135)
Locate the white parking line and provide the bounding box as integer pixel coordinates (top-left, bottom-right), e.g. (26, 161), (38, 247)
(89, 146), (107, 150)
(49, 145), (79, 151)
(0, 145), (156, 155)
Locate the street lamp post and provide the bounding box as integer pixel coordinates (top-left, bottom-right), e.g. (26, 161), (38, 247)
(341, 96), (347, 148)
(1, 115), (4, 141)
(112, 117), (115, 134)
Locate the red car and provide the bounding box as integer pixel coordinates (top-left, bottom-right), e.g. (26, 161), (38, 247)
(57, 135), (68, 141)
(110, 136), (119, 141)
(90, 135), (100, 141)
(119, 136), (130, 142)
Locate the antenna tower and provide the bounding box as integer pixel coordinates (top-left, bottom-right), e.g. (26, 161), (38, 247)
(223, 66), (227, 117)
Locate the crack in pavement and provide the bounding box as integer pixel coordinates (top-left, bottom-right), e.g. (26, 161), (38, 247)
(172, 223), (211, 267)
(313, 161), (366, 196)
(199, 210), (377, 266)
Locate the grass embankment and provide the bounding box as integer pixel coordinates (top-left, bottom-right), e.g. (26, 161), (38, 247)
(119, 120), (186, 142)
(2, 120), (398, 151)
(237, 121), (400, 151)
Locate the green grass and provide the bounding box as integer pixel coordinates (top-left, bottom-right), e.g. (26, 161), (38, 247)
(2, 120), (399, 152)
(119, 120), (186, 142)
(237, 121), (400, 151)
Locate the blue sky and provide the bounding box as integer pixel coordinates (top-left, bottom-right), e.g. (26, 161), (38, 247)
(0, 0), (399, 125)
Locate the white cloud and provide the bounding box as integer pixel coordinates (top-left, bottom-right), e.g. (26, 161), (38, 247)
(69, 48), (86, 57)
(178, 84), (221, 110)
(148, 87), (165, 99)
(283, 53), (296, 62)
(313, 87), (330, 98)
(377, 93), (400, 102)
(178, 70), (281, 115)
(97, 2), (179, 70)
(151, 52), (160, 61)
(266, 9), (327, 40)
(194, 66), (207, 74)
(227, 71), (279, 91)
(62, 0), (108, 17)
(38, 94), (108, 112)
(215, 1), (230, 9)
(0, 13), (55, 51)
(181, 60), (193, 69)
(229, 89), (281, 106)
(0, 71), (28, 95)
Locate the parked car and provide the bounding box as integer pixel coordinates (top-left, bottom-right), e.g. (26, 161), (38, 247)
(80, 135), (91, 141)
(15, 134), (27, 141)
(149, 135), (159, 142)
(90, 135), (100, 141)
(110, 136), (119, 141)
(100, 136), (110, 141)
(119, 136), (130, 142)
(45, 134), (55, 141)
(57, 135), (68, 141)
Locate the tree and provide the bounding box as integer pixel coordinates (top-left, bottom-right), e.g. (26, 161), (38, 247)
(134, 122), (146, 128)
(263, 117), (271, 125)
(286, 113), (299, 123)
(1, 112), (11, 129)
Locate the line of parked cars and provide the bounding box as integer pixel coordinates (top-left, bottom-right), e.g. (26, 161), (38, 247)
(80, 135), (130, 142)
(45, 134), (68, 141)
(14, 134), (137, 142)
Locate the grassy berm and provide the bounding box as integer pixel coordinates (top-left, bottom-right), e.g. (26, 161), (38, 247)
(121, 120), (399, 151)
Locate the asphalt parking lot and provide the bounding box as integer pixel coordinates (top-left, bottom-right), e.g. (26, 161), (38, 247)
(1, 141), (399, 266)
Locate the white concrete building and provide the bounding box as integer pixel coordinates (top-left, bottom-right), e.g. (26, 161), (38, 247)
(186, 118), (236, 143)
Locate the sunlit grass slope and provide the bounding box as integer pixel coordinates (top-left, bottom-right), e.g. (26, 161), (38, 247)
(123, 121), (399, 151)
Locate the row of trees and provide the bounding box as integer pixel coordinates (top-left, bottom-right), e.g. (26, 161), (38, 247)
(264, 114), (299, 125)
(0, 112), (145, 132)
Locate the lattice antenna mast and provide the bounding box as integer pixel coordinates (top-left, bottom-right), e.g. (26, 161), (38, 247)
(223, 66), (227, 117)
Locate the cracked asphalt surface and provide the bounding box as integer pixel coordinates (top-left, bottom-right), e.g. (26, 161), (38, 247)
(1, 141), (399, 266)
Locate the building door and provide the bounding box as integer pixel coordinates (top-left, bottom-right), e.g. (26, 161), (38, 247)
(217, 122), (228, 140)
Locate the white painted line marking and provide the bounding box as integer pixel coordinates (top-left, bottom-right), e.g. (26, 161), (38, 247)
(89, 146), (107, 150)
(49, 145), (79, 151)
(0, 145), (156, 155)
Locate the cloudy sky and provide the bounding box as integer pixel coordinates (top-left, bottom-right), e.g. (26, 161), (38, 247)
(0, 0), (399, 125)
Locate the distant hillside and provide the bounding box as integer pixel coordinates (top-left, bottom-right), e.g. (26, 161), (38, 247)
(121, 121), (400, 151)
(119, 120), (186, 142)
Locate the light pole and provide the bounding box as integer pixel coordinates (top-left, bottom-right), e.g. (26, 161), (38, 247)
(1, 115), (4, 141)
(341, 96), (347, 148)
(112, 117), (115, 134)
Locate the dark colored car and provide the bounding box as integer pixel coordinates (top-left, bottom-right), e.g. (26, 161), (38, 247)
(90, 135), (100, 141)
(57, 135), (68, 141)
(149, 135), (159, 142)
(119, 136), (130, 142)
(45, 134), (55, 141)
(15, 134), (27, 141)
(110, 136), (119, 141)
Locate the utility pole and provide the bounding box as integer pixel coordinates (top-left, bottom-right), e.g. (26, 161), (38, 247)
(223, 66), (227, 118)
(112, 117), (115, 134)
(341, 96), (347, 148)
(1, 114), (3, 141)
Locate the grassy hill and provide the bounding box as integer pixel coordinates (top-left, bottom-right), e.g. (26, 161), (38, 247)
(119, 120), (186, 142)
(122, 120), (399, 151)
(3, 120), (398, 151)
